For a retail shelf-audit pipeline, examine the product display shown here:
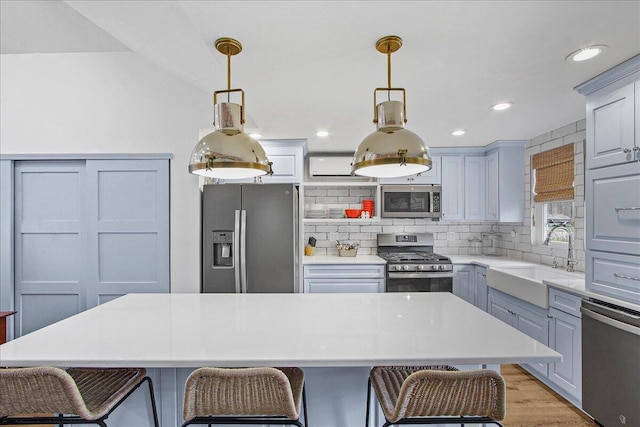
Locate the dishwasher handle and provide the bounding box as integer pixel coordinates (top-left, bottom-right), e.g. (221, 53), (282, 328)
(581, 305), (640, 337)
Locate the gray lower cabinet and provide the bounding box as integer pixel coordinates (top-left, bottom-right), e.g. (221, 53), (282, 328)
(452, 264), (488, 312)
(453, 265), (475, 305)
(548, 308), (582, 403)
(303, 264), (385, 293)
(475, 267), (488, 311)
(6, 157), (170, 337)
(488, 286), (583, 406)
(488, 288), (549, 377)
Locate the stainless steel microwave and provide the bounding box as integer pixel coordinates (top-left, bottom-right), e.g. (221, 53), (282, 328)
(381, 185), (442, 219)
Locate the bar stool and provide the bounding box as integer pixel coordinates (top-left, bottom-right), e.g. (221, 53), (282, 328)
(366, 365), (506, 426)
(0, 366), (160, 426)
(182, 367), (308, 426)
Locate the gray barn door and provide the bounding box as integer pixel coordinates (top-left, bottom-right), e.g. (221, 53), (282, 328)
(85, 159), (170, 305)
(14, 161), (87, 336)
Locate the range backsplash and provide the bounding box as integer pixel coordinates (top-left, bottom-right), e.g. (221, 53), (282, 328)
(304, 219), (501, 256)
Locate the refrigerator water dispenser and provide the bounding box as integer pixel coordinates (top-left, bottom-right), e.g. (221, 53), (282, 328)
(212, 231), (234, 268)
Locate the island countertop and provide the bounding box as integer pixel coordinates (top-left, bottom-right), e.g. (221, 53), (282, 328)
(0, 292), (560, 368)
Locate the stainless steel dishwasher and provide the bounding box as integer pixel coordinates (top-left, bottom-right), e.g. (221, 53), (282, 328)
(581, 299), (640, 427)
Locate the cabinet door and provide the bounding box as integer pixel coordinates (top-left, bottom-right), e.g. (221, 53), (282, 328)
(586, 162), (640, 255)
(453, 265), (475, 305)
(475, 267), (488, 312)
(485, 151), (499, 221)
(549, 307), (582, 402)
(260, 145), (304, 183)
(586, 82), (636, 169)
(304, 278), (384, 293)
(488, 293), (516, 327)
(440, 156), (464, 221)
(464, 156), (486, 221)
(516, 306), (550, 377)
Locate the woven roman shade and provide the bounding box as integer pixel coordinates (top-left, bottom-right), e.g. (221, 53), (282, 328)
(532, 144), (574, 202)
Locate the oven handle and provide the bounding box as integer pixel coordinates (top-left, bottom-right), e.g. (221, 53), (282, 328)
(388, 272), (454, 279)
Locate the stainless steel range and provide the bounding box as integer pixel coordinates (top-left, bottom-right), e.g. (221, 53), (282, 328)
(377, 233), (453, 293)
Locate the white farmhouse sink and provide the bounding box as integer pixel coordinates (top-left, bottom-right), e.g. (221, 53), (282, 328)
(487, 265), (581, 308)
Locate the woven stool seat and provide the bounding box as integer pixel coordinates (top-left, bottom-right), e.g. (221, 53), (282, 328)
(182, 367), (308, 426)
(367, 365), (506, 427)
(0, 366), (159, 426)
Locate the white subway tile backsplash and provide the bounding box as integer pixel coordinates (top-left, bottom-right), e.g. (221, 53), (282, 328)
(552, 122), (577, 140)
(523, 253), (542, 264)
(327, 190), (349, 197)
(541, 137), (564, 152)
(530, 131), (552, 147)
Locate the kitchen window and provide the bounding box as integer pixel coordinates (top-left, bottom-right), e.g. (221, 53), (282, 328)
(531, 144), (575, 246)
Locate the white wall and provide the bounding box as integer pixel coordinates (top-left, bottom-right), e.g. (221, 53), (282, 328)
(0, 52), (211, 293)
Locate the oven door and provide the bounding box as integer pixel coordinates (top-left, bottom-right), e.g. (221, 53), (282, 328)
(386, 272), (453, 292)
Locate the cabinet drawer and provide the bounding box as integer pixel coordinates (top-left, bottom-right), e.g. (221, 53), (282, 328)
(587, 250), (640, 304)
(586, 163), (640, 255)
(304, 278), (384, 293)
(549, 288), (583, 318)
(303, 264), (385, 279)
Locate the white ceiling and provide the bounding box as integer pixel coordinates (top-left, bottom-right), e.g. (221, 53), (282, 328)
(2, 1), (639, 153)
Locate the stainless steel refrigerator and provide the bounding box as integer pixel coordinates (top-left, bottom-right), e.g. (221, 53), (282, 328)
(202, 183), (299, 293)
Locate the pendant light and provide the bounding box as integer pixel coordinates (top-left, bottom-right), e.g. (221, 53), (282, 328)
(189, 37), (272, 179)
(352, 36), (432, 178)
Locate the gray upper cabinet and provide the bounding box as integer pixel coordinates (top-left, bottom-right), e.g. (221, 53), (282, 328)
(440, 155), (465, 221)
(577, 55), (640, 170)
(586, 82), (636, 169)
(6, 156), (170, 337)
(439, 141), (525, 222)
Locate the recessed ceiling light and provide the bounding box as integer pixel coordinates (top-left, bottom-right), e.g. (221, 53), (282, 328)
(490, 102), (513, 111)
(316, 131), (329, 137)
(249, 133), (263, 139)
(565, 45), (608, 62)
(451, 130), (466, 136)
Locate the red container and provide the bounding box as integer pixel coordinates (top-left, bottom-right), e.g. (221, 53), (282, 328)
(361, 199), (374, 217)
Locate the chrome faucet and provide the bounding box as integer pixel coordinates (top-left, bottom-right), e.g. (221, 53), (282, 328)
(543, 223), (578, 272)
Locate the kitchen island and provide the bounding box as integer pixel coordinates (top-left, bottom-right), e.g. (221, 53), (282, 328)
(0, 292), (560, 427)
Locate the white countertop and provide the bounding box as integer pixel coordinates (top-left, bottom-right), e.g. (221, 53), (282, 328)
(0, 292), (560, 368)
(303, 254), (386, 264)
(303, 253), (639, 311)
(448, 255), (535, 268)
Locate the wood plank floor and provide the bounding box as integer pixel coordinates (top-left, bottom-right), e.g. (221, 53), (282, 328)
(502, 364), (597, 427)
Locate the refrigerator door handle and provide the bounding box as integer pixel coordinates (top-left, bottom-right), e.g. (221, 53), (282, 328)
(240, 209), (247, 293)
(234, 210), (241, 293)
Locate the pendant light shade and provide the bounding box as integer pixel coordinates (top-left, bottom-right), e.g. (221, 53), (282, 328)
(352, 36), (431, 178)
(189, 38), (272, 179)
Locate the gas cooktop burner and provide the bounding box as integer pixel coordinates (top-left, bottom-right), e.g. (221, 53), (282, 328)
(379, 252), (451, 263)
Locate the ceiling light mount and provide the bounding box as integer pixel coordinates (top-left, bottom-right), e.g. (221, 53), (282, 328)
(189, 37), (272, 180)
(352, 35), (432, 178)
